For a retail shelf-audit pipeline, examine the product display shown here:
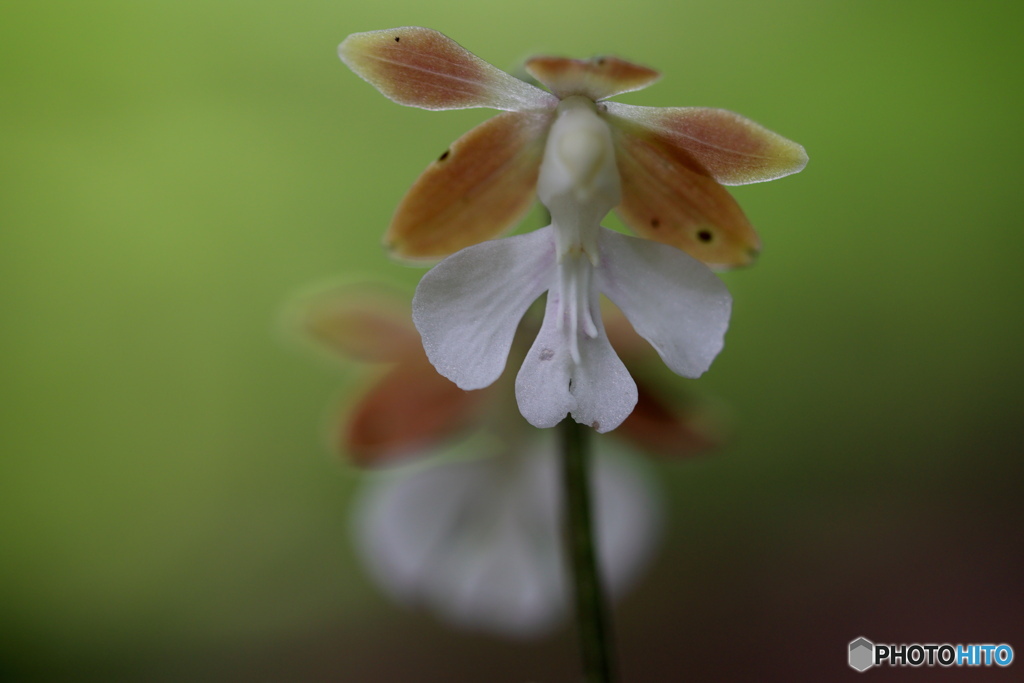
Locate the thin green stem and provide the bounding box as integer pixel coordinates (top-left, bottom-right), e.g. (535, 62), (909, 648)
(560, 418), (615, 683)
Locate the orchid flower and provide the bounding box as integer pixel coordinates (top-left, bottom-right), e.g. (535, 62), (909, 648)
(339, 28), (806, 434)
(294, 283), (719, 466)
(293, 284), (717, 635)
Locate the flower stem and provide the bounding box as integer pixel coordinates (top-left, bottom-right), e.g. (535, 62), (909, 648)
(560, 418), (616, 682)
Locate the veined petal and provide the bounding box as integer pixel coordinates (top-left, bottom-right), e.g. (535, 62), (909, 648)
(342, 354), (481, 467)
(515, 283), (637, 433)
(413, 228), (555, 390)
(597, 229), (731, 378)
(525, 56), (660, 101)
(609, 120), (762, 269)
(604, 102), (808, 185)
(387, 111), (551, 261)
(340, 27), (557, 112)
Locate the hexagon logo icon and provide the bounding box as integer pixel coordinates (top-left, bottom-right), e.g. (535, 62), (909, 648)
(849, 637), (874, 672)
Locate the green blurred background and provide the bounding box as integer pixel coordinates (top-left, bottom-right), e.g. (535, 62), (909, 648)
(2, 1), (1021, 680)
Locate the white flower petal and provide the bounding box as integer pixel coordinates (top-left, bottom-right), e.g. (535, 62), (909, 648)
(592, 442), (663, 597)
(352, 440), (662, 638)
(413, 228), (555, 390)
(515, 285), (637, 433)
(353, 448), (564, 637)
(597, 228), (732, 378)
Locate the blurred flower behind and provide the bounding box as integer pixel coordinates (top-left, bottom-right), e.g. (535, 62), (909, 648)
(355, 437), (658, 637)
(289, 283), (723, 636)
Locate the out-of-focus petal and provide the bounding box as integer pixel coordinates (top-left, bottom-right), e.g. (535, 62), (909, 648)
(386, 111), (551, 261)
(617, 382), (720, 459)
(598, 229), (731, 378)
(524, 56), (660, 101)
(354, 445), (564, 637)
(515, 288), (637, 433)
(604, 102), (808, 185)
(295, 284), (419, 363)
(340, 27), (557, 112)
(352, 441), (660, 637)
(602, 305), (656, 361)
(413, 228), (555, 390)
(342, 353), (482, 467)
(609, 120), (762, 269)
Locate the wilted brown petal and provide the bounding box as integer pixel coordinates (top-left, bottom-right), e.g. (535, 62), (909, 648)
(605, 102), (808, 185)
(524, 55), (660, 101)
(610, 122), (763, 269)
(386, 110), (551, 261)
(342, 353), (483, 467)
(340, 27), (557, 112)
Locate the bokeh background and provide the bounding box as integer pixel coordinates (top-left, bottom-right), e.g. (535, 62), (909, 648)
(2, 1), (1021, 680)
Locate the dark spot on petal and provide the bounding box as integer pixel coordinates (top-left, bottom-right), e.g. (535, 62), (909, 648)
(539, 348), (554, 361)
(438, 149), (450, 161)
(394, 36), (400, 42)
(650, 218), (660, 229)
(568, 378), (573, 390)
(591, 421), (600, 430)
(697, 229), (713, 243)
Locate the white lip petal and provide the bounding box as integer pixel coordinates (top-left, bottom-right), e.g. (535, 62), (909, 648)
(413, 228), (556, 390)
(597, 228), (732, 378)
(515, 282), (637, 432)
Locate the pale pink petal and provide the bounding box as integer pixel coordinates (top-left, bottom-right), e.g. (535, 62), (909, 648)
(340, 27), (557, 111)
(386, 110), (551, 261)
(524, 55), (660, 101)
(609, 120), (763, 269)
(604, 102), (808, 185)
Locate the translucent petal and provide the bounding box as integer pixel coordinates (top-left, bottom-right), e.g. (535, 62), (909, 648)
(352, 442), (660, 637)
(413, 228), (555, 390)
(339, 27), (557, 111)
(604, 102), (808, 185)
(524, 55), (660, 101)
(293, 283), (418, 363)
(608, 119), (762, 270)
(341, 355), (481, 467)
(515, 282), (637, 432)
(386, 111), (551, 261)
(597, 228), (732, 378)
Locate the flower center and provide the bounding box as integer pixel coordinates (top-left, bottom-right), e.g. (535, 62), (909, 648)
(556, 252), (599, 365)
(537, 95), (622, 265)
(535, 96), (621, 365)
